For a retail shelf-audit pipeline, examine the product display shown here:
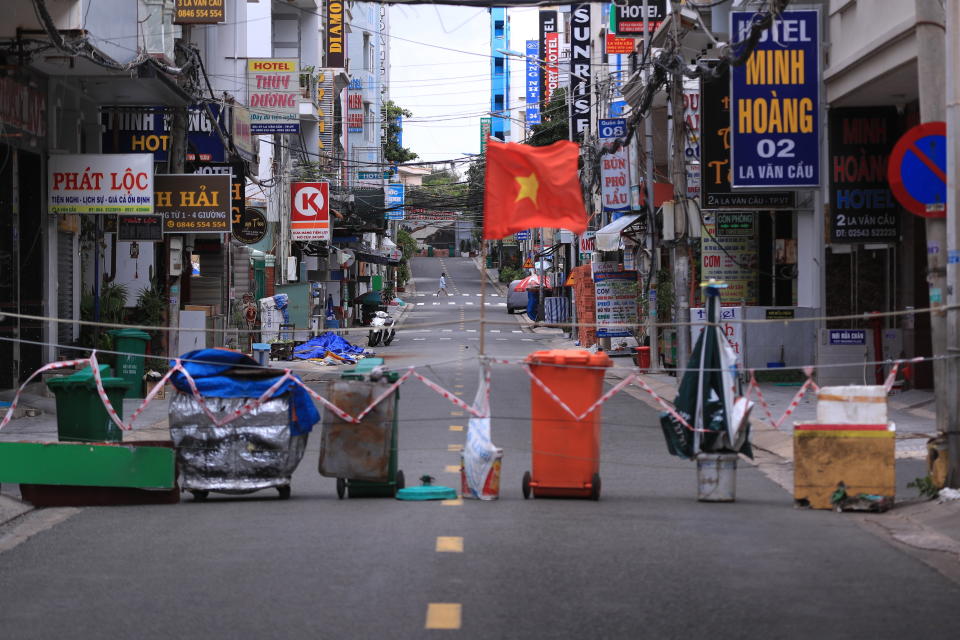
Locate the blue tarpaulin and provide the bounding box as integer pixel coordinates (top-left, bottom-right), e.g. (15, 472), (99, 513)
(293, 332), (367, 362)
(170, 349), (320, 436)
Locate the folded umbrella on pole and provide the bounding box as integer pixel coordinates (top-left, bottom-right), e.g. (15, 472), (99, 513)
(659, 281), (753, 459)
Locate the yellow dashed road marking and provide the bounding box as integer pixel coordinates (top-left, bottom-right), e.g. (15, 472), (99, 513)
(447, 444), (463, 452)
(449, 425), (464, 432)
(426, 603), (462, 629)
(450, 411), (464, 417)
(454, 384), (464, 388)
(441, 497), (463, 506)
(436, 536), (464, 552)
(445, 464), (460, 473)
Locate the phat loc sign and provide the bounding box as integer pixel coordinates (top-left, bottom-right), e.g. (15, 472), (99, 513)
(49, 154), (153, 214)
(247, 59), (300, 134)
(291, 182), (330, 241)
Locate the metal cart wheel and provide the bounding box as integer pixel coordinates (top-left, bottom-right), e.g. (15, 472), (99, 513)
(277, 485), (291, 500)
(191, 490), (209, 502)
(522, 471), (531, 499)
(336, 478), (346, 500)
(590, 473), (601, 501)
(395, 470), (405, 495)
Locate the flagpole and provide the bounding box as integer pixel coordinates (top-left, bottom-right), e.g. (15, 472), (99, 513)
(480, 238), (487, 356)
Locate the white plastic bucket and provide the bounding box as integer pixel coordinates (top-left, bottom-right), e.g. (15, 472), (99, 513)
(696, 453), (738, 502)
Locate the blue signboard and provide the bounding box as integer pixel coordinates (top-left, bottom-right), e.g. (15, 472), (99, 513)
(100, 104), (227, 163)
(729, 10), (820, 188)
(385, 183), (405, 221)
(598, 118), (627, 139)
(515, 230), (530, 241)
(829, 329), (866, 346)
(525, 40), (541, 126)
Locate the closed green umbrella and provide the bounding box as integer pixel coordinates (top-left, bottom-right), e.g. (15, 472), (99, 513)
(659, 281), (753, 459)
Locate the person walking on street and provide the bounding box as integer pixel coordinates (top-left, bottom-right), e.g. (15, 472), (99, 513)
(437, 272), (449, 296)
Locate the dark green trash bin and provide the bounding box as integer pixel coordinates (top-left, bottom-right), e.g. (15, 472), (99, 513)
(332, 358), (403, 498)
(46, 366), (130, 443)
(109, 329), (152, 398)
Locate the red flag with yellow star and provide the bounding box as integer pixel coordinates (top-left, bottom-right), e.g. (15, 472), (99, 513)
(482, 139), (587, 239)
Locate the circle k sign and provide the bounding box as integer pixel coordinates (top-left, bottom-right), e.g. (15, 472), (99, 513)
(290, 181), (330, 241)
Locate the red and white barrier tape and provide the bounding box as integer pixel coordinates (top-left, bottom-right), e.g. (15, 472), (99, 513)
(0, 357), (93, 430)
(523, 366), (638, 422)
(745, 366), (818, 430)
(414, 371), (486, 418)
(629, 375), (696, 432)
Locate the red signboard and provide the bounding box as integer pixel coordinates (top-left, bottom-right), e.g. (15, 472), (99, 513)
(291, 182), (330, 241)
(544, 32), (559, 103)
(605, 34), (636, 55)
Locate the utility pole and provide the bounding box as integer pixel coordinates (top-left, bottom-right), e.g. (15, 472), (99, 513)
(668, 10), (690, 377)
(167, 23), (192, 357)
(944, 0), (960, 487)
(916, 0), (950, 447)
(642, 0), (659, 369)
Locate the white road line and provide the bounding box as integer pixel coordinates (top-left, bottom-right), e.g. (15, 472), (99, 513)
(466, 329), (477, 333)
(448, 302), (456, 305)
(413, 338), (426, 341)
(496, 338), (508, 341)
(416, 302), (424, 306)
(442, 329), (453, 332)
(440, 337), (452, 341)
(465, 302), (474, 305)
(522, 338), (534, 341)
(512, 330), (522, 333)
(490, 330), (501, 333)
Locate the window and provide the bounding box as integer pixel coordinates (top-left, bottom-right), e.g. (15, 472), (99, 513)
(363, 33), (374, 71)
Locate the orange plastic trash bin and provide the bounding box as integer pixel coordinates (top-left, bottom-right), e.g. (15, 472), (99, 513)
(523, 349), (612, 500)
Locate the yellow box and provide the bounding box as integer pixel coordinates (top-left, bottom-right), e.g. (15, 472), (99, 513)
(793, 424), (895, 510)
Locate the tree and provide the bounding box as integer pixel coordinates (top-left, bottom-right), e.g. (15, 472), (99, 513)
(383, 101), (418, 164)
(527, 87), (569, 147)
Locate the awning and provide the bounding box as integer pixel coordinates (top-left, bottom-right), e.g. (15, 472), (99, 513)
(595, 214), (643, 251)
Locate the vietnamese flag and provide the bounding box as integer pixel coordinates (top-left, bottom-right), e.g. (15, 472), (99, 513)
(483, 139), (587, 239)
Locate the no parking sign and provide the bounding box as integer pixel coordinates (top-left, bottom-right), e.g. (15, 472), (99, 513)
(887, 121), (946, 218)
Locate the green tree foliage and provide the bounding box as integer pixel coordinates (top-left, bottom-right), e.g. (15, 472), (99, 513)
(384, 101), (418, 164)
(527, 87), (569, 147)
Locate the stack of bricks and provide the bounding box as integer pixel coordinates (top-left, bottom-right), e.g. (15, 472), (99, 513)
(572, 265), (596, 347)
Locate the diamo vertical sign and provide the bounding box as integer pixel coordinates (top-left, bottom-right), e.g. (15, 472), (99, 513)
(569, 5), (592, 139)
(525, 40), (541, 125)
(730, 10), (820, 188)
(326, 2), (345, 68)
(291, 182), (330, 241)
(247, 59), (299, 134)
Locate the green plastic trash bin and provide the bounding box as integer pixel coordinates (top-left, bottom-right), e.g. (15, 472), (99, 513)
(46, 366), (130, 443)
(109, 329), (152, 398)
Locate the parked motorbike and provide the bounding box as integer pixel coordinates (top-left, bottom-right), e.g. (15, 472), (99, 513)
(367, 310), (396, 347)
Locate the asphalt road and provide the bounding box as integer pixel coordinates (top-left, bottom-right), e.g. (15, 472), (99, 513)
(1, 257), (959, 638)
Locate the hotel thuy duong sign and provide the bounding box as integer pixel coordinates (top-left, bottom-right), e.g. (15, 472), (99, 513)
(174, 0), (225, 24)
(156, 174), (230, 233)
(49, 154), (153, 213)
(247, 59), (300, 134)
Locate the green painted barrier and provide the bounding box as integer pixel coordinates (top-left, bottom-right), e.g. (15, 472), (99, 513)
(0, 441), (175, 489)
